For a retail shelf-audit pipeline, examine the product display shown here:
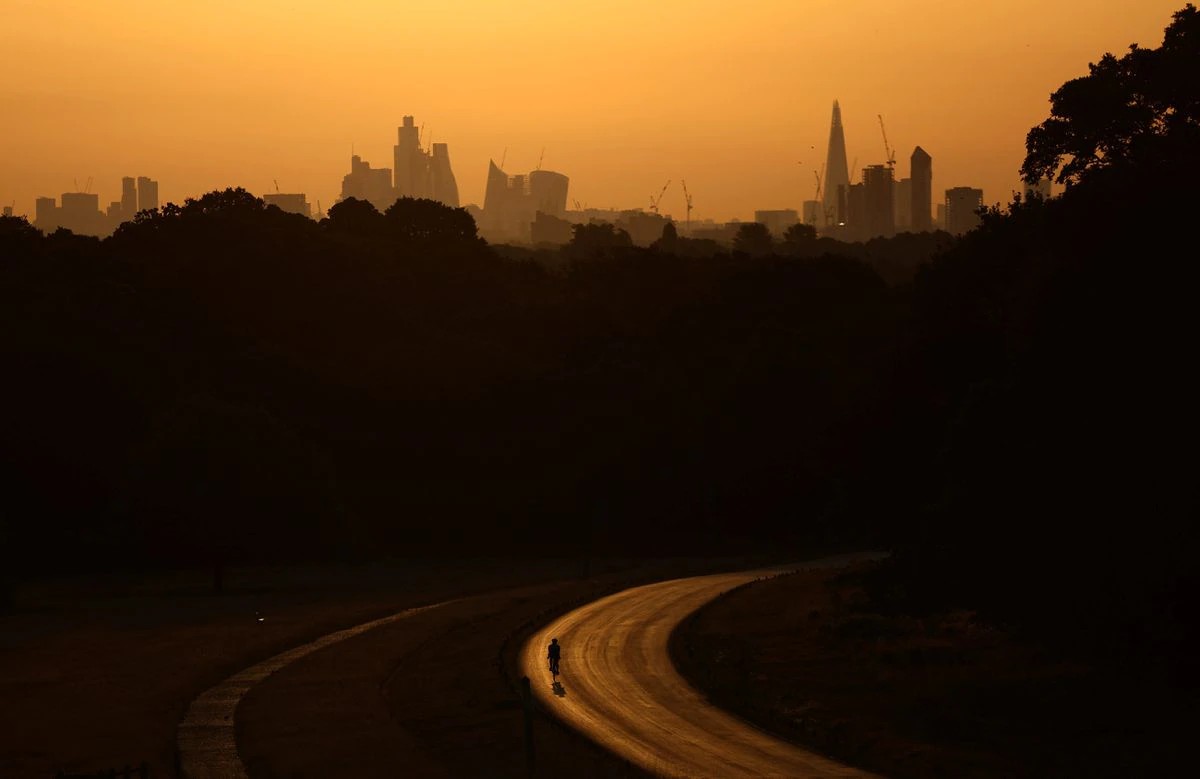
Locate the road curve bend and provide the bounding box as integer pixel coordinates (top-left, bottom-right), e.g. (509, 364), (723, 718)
(518, 554), (883, 779)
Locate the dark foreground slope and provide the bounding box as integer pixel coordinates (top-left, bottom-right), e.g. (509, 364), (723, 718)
(671, 560), (1193, 779)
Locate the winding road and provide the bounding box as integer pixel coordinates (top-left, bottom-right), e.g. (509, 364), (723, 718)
(518, 554), (882, 778)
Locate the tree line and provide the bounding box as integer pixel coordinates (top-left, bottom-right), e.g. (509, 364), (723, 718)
(1, 3), (1197, 684)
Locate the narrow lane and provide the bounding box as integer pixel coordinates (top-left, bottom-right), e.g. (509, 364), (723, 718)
(518, 554), (881, 778)
(176, 600), (452, 778)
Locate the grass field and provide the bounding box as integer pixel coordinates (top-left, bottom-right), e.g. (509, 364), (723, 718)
(670, 559), (1193, 778)
(1, 554), (769, 778)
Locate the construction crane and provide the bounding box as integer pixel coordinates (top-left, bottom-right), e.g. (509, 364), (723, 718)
(536, 147), (545, 171)
(649, 180), (671, 214)
(680, 180), (693, 233)
(273, 179), (280, 193)
(878, 114), (896, 170)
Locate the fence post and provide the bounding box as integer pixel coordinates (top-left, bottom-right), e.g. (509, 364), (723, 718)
(521, 675), (535, 778)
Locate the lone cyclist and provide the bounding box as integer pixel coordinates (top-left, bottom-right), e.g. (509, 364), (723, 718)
(547, 637), (561, 677)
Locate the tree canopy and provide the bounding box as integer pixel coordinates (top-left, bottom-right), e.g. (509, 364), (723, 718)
(1022, 3), (1200, 186)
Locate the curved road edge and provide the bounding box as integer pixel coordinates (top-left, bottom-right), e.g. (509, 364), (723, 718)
(175, 599), (453, 778)
(518, 552), (887, 778)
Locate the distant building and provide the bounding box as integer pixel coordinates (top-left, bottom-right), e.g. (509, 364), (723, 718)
(1, 206), (12, 218)
(531, 211), (575, 246)
(823, 100), (851, 229)
(137, 177), (159, 212)
(843, 183), (865, 241)
(58, 192), (105, 236)
(481, 161), (569, 243)
(429, 143), (460, 207)
(911, 147), (933, 231)
(264, 192), (312, 218)
(893, 178), (912, 231)
(801, 200), (822, 227)
(863, 164), (895, 240)
(689, 222), (741, 245)
(340, 155), (396, 212)
(565, 207), (625, 226)
(945, 187), (984, 235)
(935, 202), (947, 230)
(393, 116), (460, 207)
(529, 171), (569, 218)
(1023, 177), (1053, 200)
(615, 209), (672, 246)
(754, 209), (800, 237)
(35, 197), (58, 231)
(393, 116), (427, 200)
(121, 177), (138, 219)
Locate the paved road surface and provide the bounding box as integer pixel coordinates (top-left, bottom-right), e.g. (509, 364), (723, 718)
(177, 600), (452, 778)
(518, 554), (882, 778)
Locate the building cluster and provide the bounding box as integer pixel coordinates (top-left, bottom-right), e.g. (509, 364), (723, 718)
(17, 105), (1039, 245)
(263, 192), (312, 218)
(338, 115), (460, 214)
(334, 120), (580, 245)
(34, 175), (158, 237)
(478, 160), (570, 243)
(805, 101), (972, 239)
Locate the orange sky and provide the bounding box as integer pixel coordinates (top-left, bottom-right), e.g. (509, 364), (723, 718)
(0, 1), (1185, 222)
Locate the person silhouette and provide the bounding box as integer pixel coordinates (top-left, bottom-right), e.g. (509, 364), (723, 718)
(547, 637), (561, 677)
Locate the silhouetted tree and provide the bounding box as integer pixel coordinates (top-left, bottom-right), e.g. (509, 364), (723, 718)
(564, 222), (633, 260)
(653, 221), (679, 253)
(781, 222), (817, 251)
(1022, 4), (1200, 187)
(732, 222), (773, 257)
(382, 197), (483, 245)
(323, 196), (384, 235)
(0, 215), (42, 256)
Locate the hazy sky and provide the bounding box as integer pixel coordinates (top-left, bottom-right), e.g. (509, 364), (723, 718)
(0, 1), (1185, 222)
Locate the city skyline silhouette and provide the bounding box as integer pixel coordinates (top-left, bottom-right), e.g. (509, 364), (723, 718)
(3, 3), (1198, 778)
(0, 1), (1184, 221)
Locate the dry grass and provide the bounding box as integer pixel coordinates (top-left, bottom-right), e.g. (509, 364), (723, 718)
(670, 560), (1193, 779)
(0, 558), (628, 778)
(1, 555), (765, 778)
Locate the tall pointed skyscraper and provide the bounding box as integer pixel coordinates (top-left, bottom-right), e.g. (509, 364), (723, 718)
(822, 100), (851, 225)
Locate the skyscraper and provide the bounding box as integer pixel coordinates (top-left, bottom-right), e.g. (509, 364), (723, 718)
(392, 116), (460, 207)
(894, 178), (912, 230)
(822, 101), (850, 228)
(393, 116), (429, 199)
(264, 192), (312, 217)
(35, 197), (58, 232)
(430, 143), (460, 207)
(863, 164), (895, 239)
(121, 176), (138, 218)
(911, 147), (932, 231)
(341, 154), (395, 212)
(945, 187), (984, 235)
(137, 177), (159, 212)
(482, 160), (569, 242)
